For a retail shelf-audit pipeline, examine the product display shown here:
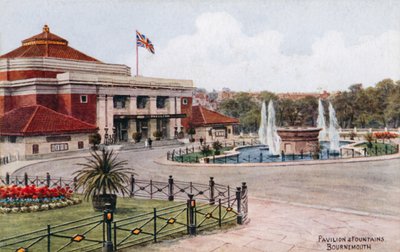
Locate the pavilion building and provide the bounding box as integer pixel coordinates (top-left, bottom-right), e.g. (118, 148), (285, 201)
(0, 25), (193, 159)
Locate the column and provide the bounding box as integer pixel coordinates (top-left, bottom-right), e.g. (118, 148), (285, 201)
(149, 96), (157, 114)
(97, 95), (107, 139)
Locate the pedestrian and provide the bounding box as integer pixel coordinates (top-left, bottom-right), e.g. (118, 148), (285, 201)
(148, 138), (153, 149)
(200, 136), (204, 145)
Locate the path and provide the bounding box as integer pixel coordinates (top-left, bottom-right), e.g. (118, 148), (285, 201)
(140, 198), (400, 252)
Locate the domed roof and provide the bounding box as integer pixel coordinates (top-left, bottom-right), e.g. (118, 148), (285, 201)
(0, 25), (100, 62)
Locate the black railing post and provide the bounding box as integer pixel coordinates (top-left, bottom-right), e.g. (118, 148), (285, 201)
(281, 151), (285, 161)
(300, 150), (303, 159)
(242, 182), (247, 195)
(352, 149), (355, 158)
(385, 145), (388, 154)
(375, 145), (378, 156)
(24, 172), (28, 186)
(47, 224), (51, 252)
(130, 174), (135, 197)
(168, 175), (174, 201)
(46, 172), (51, 187)
(364, 148), (367, 157)
(187, 194), (196, 235)
(260, 152), (262, 163)
(186, 147), (188, 154)
(236, 187), (243, 224)
(5, 172), (9, 185)
(153, 208), (157, 242)
(113, 222), (117, 251)
(209, 177), (215, 205)
(103, 203), (114, 252)
(327, 149), (330, 159)
(218, 198), (222, 227)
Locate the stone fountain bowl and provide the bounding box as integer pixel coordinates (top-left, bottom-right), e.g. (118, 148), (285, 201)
(277, 127), (322, 154)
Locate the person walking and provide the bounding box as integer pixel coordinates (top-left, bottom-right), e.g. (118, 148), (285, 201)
(200, 136), (204, 145)
(148, 137), (153, 149)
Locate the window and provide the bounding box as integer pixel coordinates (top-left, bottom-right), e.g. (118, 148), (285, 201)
(113, 95), (128, 109)
(78, 141), (84, 149)
(80, 95), (88, 103)
(156, 96), (168, 109)
(8, 136), (17, 143)
(137, 96), (149, 109)
(182, 98), (188, 105)
(51, 143), (69, 152)
(32, 144), (39, 154)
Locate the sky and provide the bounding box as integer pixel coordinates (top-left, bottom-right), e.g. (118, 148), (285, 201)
(0, 0), (399, 92)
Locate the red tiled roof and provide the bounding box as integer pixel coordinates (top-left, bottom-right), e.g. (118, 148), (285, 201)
(191, 105), (239, 126)
(0, 25), (100, 62)
(0, 105), (97, 136)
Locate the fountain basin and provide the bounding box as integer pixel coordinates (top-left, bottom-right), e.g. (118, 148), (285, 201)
(277, 127), (321, 154)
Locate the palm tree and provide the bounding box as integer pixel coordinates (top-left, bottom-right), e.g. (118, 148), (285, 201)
(74, 149), (133, 211)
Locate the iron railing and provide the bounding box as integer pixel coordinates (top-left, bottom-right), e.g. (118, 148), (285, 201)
(0, 175), (248, 252)
(168, 141), (399, 164)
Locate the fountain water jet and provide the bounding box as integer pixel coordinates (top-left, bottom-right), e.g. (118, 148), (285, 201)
(266, 100), (281, 155)
(258, 100), (281, 155)
(328, 102), (340, 151)
(317, 99), (327, 141)
(258, 101), (268, 145)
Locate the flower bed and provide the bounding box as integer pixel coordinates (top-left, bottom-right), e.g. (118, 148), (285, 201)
(373, 132), (399, 140)
(0, 185), (81, 214)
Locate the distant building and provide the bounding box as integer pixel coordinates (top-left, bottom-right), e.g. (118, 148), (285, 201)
(189, 105), (238, 142)
(0, 25), (193, 159)
(276, 90), (330, 100)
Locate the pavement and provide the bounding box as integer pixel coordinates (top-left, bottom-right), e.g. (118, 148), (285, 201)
(1, 142), (400, 251)
(142, 198), (400, 252)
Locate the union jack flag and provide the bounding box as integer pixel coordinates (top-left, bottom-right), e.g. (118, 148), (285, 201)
(136, 30), (155, 54)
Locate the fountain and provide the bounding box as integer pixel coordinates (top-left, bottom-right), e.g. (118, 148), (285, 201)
(258, 100), (281, 155)
(266, 100), (281, 155)
(258, 101), (267, 145)
(328, 102), (340, 151)
(317, 99), (327, 141)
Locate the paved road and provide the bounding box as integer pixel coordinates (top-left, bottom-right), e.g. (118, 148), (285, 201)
(12, 146), (400, 217)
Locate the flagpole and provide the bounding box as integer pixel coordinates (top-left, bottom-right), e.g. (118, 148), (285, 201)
(136, 30), (139, 76)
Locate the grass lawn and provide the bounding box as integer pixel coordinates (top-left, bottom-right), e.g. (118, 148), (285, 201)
(1, 196), (179, 238)
(355, 142), (398, 156)
(174, 147), (233, 163)
(0, 196), (236, 251)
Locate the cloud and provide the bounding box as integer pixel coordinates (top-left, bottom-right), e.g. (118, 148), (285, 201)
(137, 12), (400, 92)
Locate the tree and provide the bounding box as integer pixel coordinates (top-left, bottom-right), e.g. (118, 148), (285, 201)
(74, 150), (132, 211)
(219, 92), (259, 132)
(385, 81), (400, 127)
